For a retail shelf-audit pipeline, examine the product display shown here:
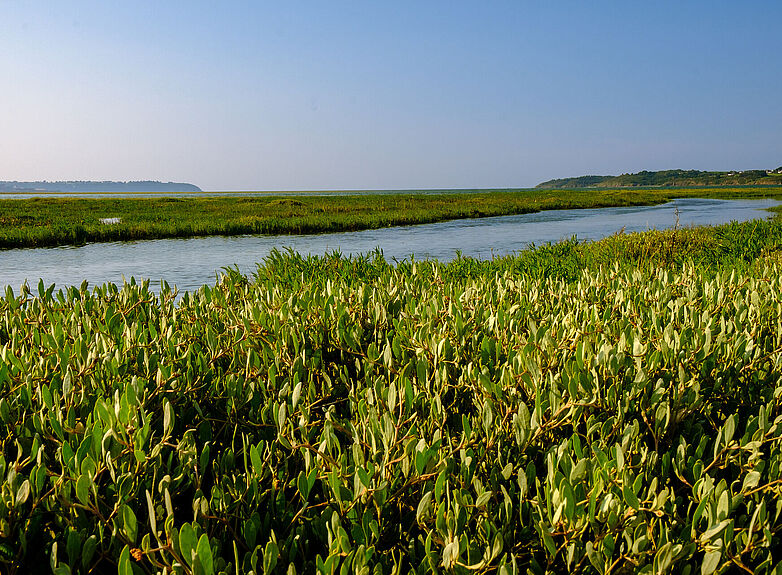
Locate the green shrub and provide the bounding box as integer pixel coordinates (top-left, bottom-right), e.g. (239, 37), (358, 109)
(2, 242), (782, 573)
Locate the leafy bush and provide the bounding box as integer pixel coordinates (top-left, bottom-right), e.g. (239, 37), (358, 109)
(1, 247), (782, 573)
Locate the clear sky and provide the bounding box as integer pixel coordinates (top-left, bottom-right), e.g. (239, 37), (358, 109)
(1, 1), (780, 191)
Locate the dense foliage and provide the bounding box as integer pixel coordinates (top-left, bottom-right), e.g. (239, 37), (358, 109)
(2, 222), (782, 573)
(1, 187), (781, 249)
(536, 170), (782, 189)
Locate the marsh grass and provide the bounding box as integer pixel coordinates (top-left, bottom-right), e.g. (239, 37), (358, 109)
(424, 216), (782, 284)
(2, 186), (781, 248)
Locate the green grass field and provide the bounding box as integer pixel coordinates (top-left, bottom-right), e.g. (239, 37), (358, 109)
(2, 218), (782, 573)
(2, 186), (782, 249)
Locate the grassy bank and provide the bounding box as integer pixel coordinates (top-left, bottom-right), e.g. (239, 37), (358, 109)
(2, 219), (782, 573)
(2, 186), (782, 249)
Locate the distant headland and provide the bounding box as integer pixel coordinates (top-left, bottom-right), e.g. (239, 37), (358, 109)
(0, 180), (202, 193)
(536, 168), (782, 189)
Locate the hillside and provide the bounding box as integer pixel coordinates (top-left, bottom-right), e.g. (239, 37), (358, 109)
(537, 168), (782, 189)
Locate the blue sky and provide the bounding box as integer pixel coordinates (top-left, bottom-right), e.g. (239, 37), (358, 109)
(1, 1), (780, 190)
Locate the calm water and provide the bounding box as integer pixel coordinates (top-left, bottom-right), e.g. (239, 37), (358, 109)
(0, 198), (777, 294)
(0, 188), (512, 200)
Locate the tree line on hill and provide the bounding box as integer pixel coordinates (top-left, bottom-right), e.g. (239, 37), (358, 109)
(536, 168), (782, 189)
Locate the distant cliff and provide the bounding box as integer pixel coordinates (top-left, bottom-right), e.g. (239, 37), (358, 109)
(0, 180), (202, 193)
(536, 169), (782, 189)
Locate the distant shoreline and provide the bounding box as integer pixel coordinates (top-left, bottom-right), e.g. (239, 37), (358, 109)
(6, 183), (782, 199)
(0, 180), (201, 194)
(537, 168), (782, 189)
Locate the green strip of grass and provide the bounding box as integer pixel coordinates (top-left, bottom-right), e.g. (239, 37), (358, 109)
(252, 215), (782, 292)
(2, 186), (781, 249)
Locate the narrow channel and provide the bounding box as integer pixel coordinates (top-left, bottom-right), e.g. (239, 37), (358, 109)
(1, 198), (778, 293)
